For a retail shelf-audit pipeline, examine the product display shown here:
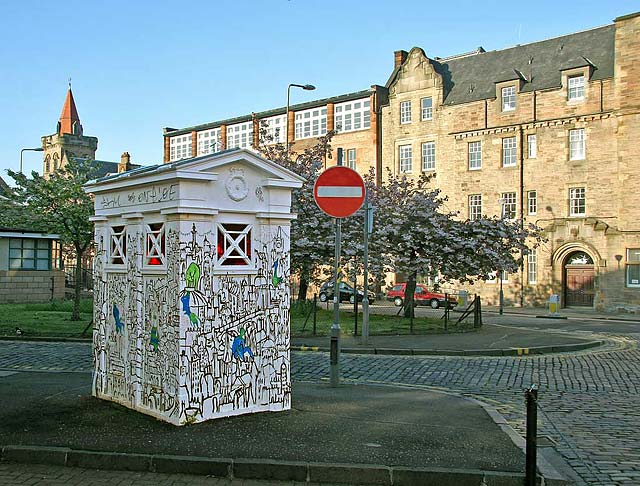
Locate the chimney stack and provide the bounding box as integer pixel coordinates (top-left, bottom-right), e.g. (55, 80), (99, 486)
(118, 152), (131, 173)
(394, 50), (408, 68)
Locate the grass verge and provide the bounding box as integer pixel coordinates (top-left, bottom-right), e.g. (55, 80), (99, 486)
(0, 299), (472, 338)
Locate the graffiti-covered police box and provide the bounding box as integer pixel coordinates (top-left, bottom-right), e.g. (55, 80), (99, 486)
(83, 149), (304, 425)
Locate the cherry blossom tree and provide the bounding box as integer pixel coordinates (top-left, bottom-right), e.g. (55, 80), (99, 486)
(370, 170), (543, 317)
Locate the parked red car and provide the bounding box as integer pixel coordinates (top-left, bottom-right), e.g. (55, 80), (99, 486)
(386, 283), (457, 309)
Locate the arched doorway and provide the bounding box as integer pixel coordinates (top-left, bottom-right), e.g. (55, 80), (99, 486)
(564, 251), (595, 307)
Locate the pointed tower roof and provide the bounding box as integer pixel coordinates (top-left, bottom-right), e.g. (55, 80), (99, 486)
(58, 88), (82, 135)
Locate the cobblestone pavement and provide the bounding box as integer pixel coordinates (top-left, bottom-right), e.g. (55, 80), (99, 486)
(0, 461), (329, 486)
(1, 331), (640, 485)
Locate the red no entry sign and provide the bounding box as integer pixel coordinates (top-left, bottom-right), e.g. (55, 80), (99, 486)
(313, 166), (365, 218)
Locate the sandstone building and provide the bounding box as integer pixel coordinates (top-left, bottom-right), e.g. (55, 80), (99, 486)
(162, 12), (640, 312)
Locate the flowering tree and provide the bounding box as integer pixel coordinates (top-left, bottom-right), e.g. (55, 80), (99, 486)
(371, 170), (542, 317)
(257, 125), (336, 301)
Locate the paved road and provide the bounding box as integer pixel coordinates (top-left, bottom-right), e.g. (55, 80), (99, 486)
(1, 314), (640, 485)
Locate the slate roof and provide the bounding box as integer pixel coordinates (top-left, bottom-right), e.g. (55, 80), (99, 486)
(441, 25), (614, 105)
(389, 24), (615, 106)
(70, 157), (142, 178)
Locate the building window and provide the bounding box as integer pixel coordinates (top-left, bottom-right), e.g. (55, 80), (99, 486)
(399, 145), (412, 173)
(334, 98), (370, 133)
(421, 142), (435, 171)
(169, 134), (193, 162)
(217, 223), (253, 267)
(502, 137), (517, 167)
(295, 107), (327, 140)
(347, 148), (356, 169)
(501, 86), (516, 111)
(568, 75), (585, 101)
(109, 226), (127, 265)
(569, 128), (585, 160)
(400, 101), (412, 124)
(627, 248), (640, 287)
(528, 191), (537, 215)
(421, 97), (433, 121)
(569, 187), (586, 217)
(468, 141), (482, 170)
(469, 194), (482, 221)
(197, 128), (222, 156)
(145, 223), (165, 266)
(528, 249), (538, 284)
(528, 134), (537, 158)
(44, 155), (51, 173)
(501, 192), (517, 219)
(262, 114), (288, 144)
(9, 238), (52, 270)
(226, 121), (254, 150)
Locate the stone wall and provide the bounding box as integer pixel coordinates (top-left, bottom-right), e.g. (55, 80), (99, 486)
(0, 270), (65, 303)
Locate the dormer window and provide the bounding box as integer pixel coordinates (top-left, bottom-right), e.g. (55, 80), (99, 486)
(568, 75), (585, 101)
(501, 86), (516, 111)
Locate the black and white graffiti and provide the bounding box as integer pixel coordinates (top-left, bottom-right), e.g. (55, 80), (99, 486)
(93, 220), (291, 425)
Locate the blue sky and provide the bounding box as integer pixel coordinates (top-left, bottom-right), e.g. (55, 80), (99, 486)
(1, 0), (636, 178)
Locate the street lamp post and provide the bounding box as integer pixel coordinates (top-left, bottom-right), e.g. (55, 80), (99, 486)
(20, 147), (44, 173)
(286, 83), (315, 153)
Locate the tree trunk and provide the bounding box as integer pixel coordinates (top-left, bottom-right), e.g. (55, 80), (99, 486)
(297, 274), (309, 302)
(403, 272), (418, 318)
(72, 246), (83, 321)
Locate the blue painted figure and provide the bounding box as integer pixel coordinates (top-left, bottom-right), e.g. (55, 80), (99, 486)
(180, 292), (199, 324)
(272, 260), (283, 286)
(113, 304), (124, 333)
(232, 328), (254, 359)
(150, 326), (159, 352)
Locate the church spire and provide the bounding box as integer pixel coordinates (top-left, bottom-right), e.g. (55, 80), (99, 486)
(58, 86), (82, 136)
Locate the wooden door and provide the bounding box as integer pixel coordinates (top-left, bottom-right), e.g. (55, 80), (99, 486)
(565, 265), (595, 306)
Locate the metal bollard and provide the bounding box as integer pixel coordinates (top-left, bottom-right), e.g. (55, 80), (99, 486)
(313, 294), (317, 336)
(525, 384), (538, 486)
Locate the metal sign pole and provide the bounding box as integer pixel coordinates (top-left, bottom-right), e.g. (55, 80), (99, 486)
(330, 218), (342, 387)
(362, 189), (370, 345)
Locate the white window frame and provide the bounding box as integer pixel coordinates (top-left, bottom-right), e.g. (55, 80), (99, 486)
(501, 86), (516, 111)
(569, 128), (585, 160)
(468, 141), (482, 170)
(197, 128), (222, 156)
(527, 191), (537, 215)
(109, 225), (127, 266)
(295, 107), (327, 140)
(347, 148), (356, 169)
(528, 249), (538, 284)
(226, 121), (254, 150)
(626, 248), (640, 288)
(399, 145), (412, 173)
(502, 137), (517, 167)
(527, 134), (537, 158)
(334, 98), (370, 133)
(569, 187), (586, 217)
(568, 75), (585, 101)
(262, 114), (287, 144)
(421, 142), (435, 171)
(421, 97), (433, 121)
(469, 194), (482, 221)
(400, 101), (412, 124)
(169, 134), (193, 162)
(501, 192), (517, 220)
(145, 223), (166, 267)
(216, 223), (254, 269)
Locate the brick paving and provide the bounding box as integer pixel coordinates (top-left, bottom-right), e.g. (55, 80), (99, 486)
(0, 461), (325, 486)
(1, 334), (640, 485)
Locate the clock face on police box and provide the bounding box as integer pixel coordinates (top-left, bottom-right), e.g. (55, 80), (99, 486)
(225, 168), (249, 202)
